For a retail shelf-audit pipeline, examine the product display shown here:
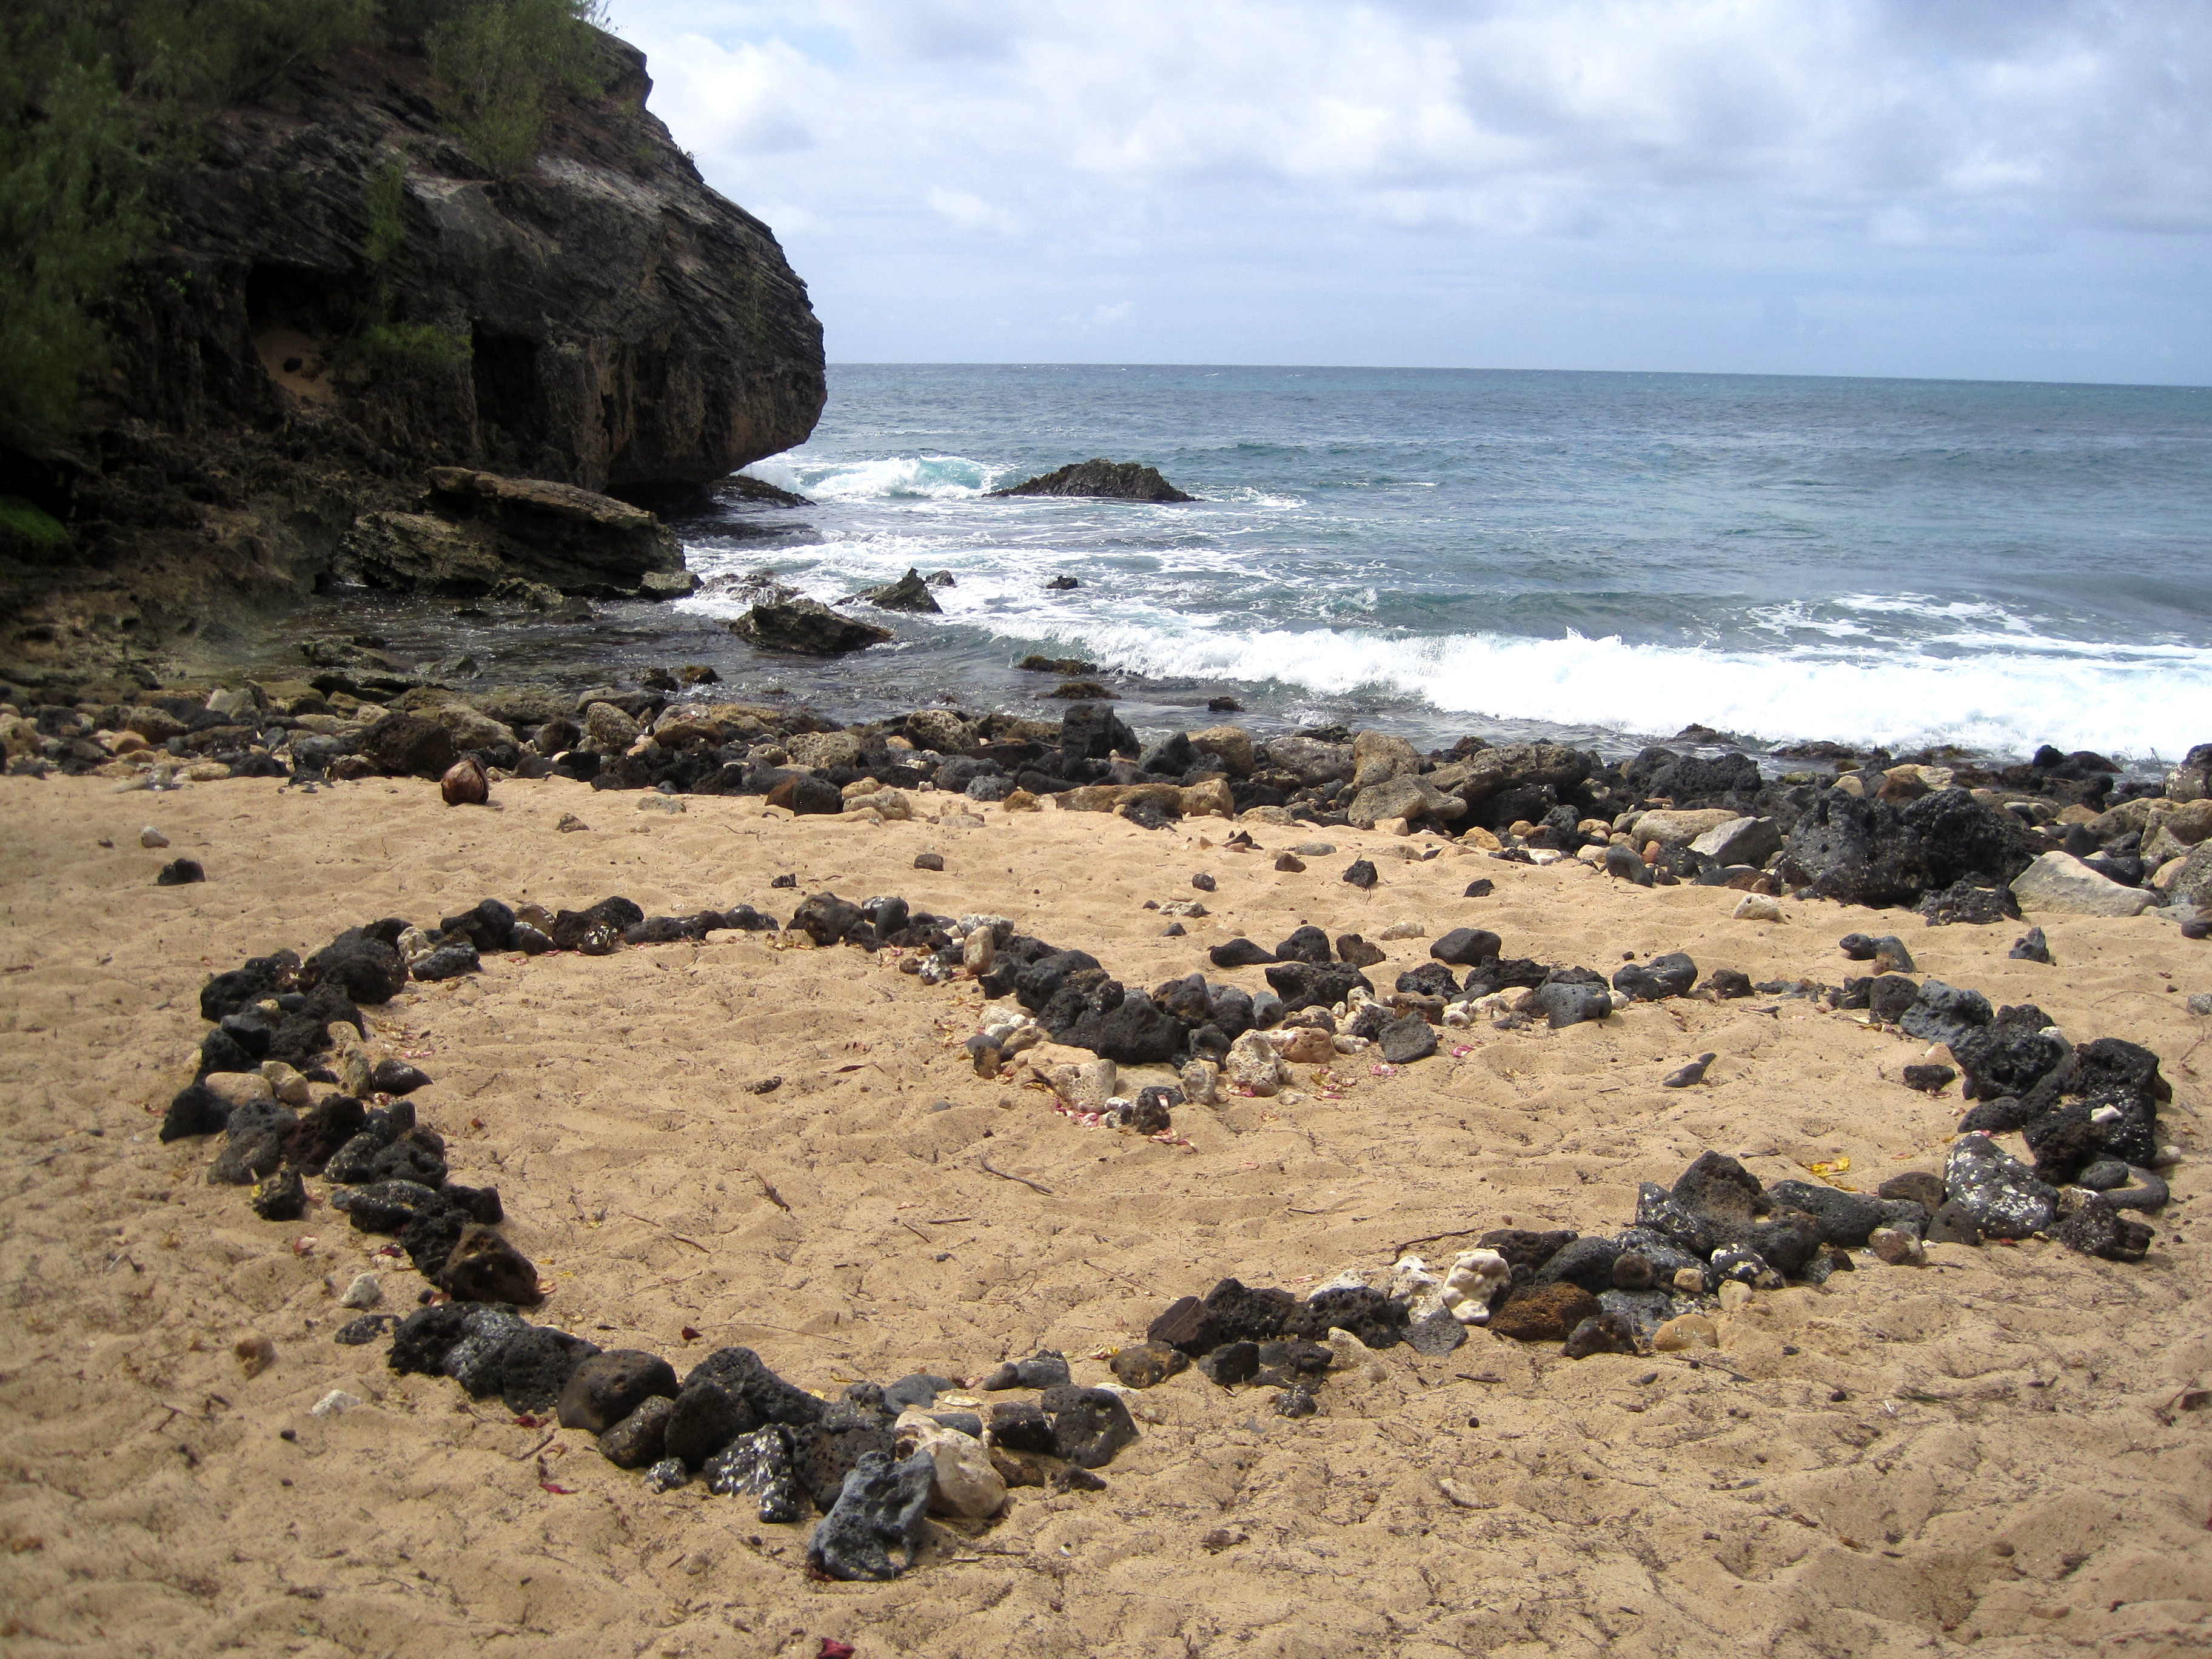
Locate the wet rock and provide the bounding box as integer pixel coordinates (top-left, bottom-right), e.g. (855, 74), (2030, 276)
(1047, 1387), (1139, 1468)
(704, 1424), (804, 1522)
(2054, 1198), (2155, 1262)
(986, 1401), (1057, 1453)
(250, 1167), (307, 1221)
(499, 1327), (601, 1414)
(1342, 858), (1378, 890)
(443, 1224), (542, 1305)
(1614, 952), (1697, 1000)
(558, 1350), (680, 1433)
(600, 1396), (675, 1469)
(1563, 1313), (1638, 1358)
(1488, 1283), (1601, 1342)
(991, 458), (1195, 501)
(1110, 1341), (1188, 1389)
(736, 599), (893, 655)
(1944, 1134), (2057, 1239)
(805, 1449), (936, 1581)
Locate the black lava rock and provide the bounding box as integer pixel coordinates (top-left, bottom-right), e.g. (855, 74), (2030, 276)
(1378, 1013), (1438, 1064)
(558, 1350), (680, 1433)
(599, 1396), (675, 1469)
(987, 1401), (1056, 1453)
(1532, 1236), (1621, 1293)
(805, 1449), (934, 1581)
(1430, 927), (1501, 966)
(1342, 858), (1378, 890)
(1047, 1387), (1139, 1469)
(250, 1167), (307, 1221)
(1612, 952), (1697, 1001)
(703, 1424), (803, 1523)
(1898, 980), (1994, 1048)
(160, 1082), (232, 1141)
(303, 928), (409, 1004)
(156, 858), (206, 885)
(664, 1382), (764, 1469)
(2009, 927), (2054, 964)
(2054, 1198), (2154, 1262)
(1208, 937), (1277, 968)
(1263, 960), (1374, 1013)
(499, 1327), (600, 1414)
(796, 1404), (899, 1510)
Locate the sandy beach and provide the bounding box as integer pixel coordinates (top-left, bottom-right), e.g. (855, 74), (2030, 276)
(2, 770), (2208, 1659)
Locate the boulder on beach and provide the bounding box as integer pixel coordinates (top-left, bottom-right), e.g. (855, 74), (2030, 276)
(988, 460), (1196, 503)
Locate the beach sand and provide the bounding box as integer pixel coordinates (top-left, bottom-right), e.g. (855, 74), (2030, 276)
(1, 773), (2208, 1658)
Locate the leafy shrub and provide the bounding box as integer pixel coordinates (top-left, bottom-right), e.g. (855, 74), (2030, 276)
(354, 319), (471, 378)
(0, 494), (72, 550)
(426, 0), (607, 175)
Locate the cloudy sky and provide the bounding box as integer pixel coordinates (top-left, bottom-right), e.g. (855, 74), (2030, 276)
(605, 1), (2212, 384)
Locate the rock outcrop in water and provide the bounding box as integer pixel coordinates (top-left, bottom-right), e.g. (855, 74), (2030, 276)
(990, 461), (1195, 503)
(2, 27), (822, 676)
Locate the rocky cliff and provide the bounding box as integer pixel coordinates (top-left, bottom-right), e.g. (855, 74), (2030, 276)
(1, 26), (822, 675)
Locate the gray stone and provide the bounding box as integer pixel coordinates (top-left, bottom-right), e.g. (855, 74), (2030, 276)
(2010, 851), (2156, 917)
(1944, 1134), (2057, 1239)
(805, 1449), (935, 1580)
(1688, 816), (1782, 867)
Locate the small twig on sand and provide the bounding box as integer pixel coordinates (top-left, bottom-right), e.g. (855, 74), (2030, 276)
(976, 1155), (1053, 1195)
(752, 1170), (791, 1212)
(1389, 1227), (1490, 1261)
(622, 1212), (709, 1252)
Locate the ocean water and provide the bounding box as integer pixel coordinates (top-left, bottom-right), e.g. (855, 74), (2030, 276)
(666, 364), (2212, 766)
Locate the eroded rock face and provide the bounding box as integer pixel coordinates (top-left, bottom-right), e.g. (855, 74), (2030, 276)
(35, 27), (822, 632)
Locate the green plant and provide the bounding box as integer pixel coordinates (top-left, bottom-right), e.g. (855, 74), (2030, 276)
(425, 0), (608, 175)
(355, 319), (471, 378)
(365, 150), (407, 268)
(0, 494), (72, 549)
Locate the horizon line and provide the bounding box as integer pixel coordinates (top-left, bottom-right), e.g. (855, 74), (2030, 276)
(822, 361), (2212, 394)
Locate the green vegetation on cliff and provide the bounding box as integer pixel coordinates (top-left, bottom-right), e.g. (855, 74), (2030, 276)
(0, 0), (608, 449)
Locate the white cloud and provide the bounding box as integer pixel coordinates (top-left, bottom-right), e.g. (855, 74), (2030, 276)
(606, 0), (2212, 380)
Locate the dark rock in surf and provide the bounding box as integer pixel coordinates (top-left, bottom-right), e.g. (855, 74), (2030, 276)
(989, 459), (1196, 503)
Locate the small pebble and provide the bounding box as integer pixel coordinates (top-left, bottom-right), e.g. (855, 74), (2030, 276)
(555, 813), (590, 832)
(156, 858), (206, 886)
(1732, 894), (1782, 922)
(1191, 873), (1216, 892)
(914, 853), (945, 871)
(340, 1272), (383, 1310)
(1463, 879), (1493, 898)
(1274, 853), (1305, 872)
(139, 826), (169, 848)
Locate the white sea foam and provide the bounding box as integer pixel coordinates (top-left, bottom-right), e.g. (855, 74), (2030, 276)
(967, 615), (2212, 759)
(741, 454), (1001, 500)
